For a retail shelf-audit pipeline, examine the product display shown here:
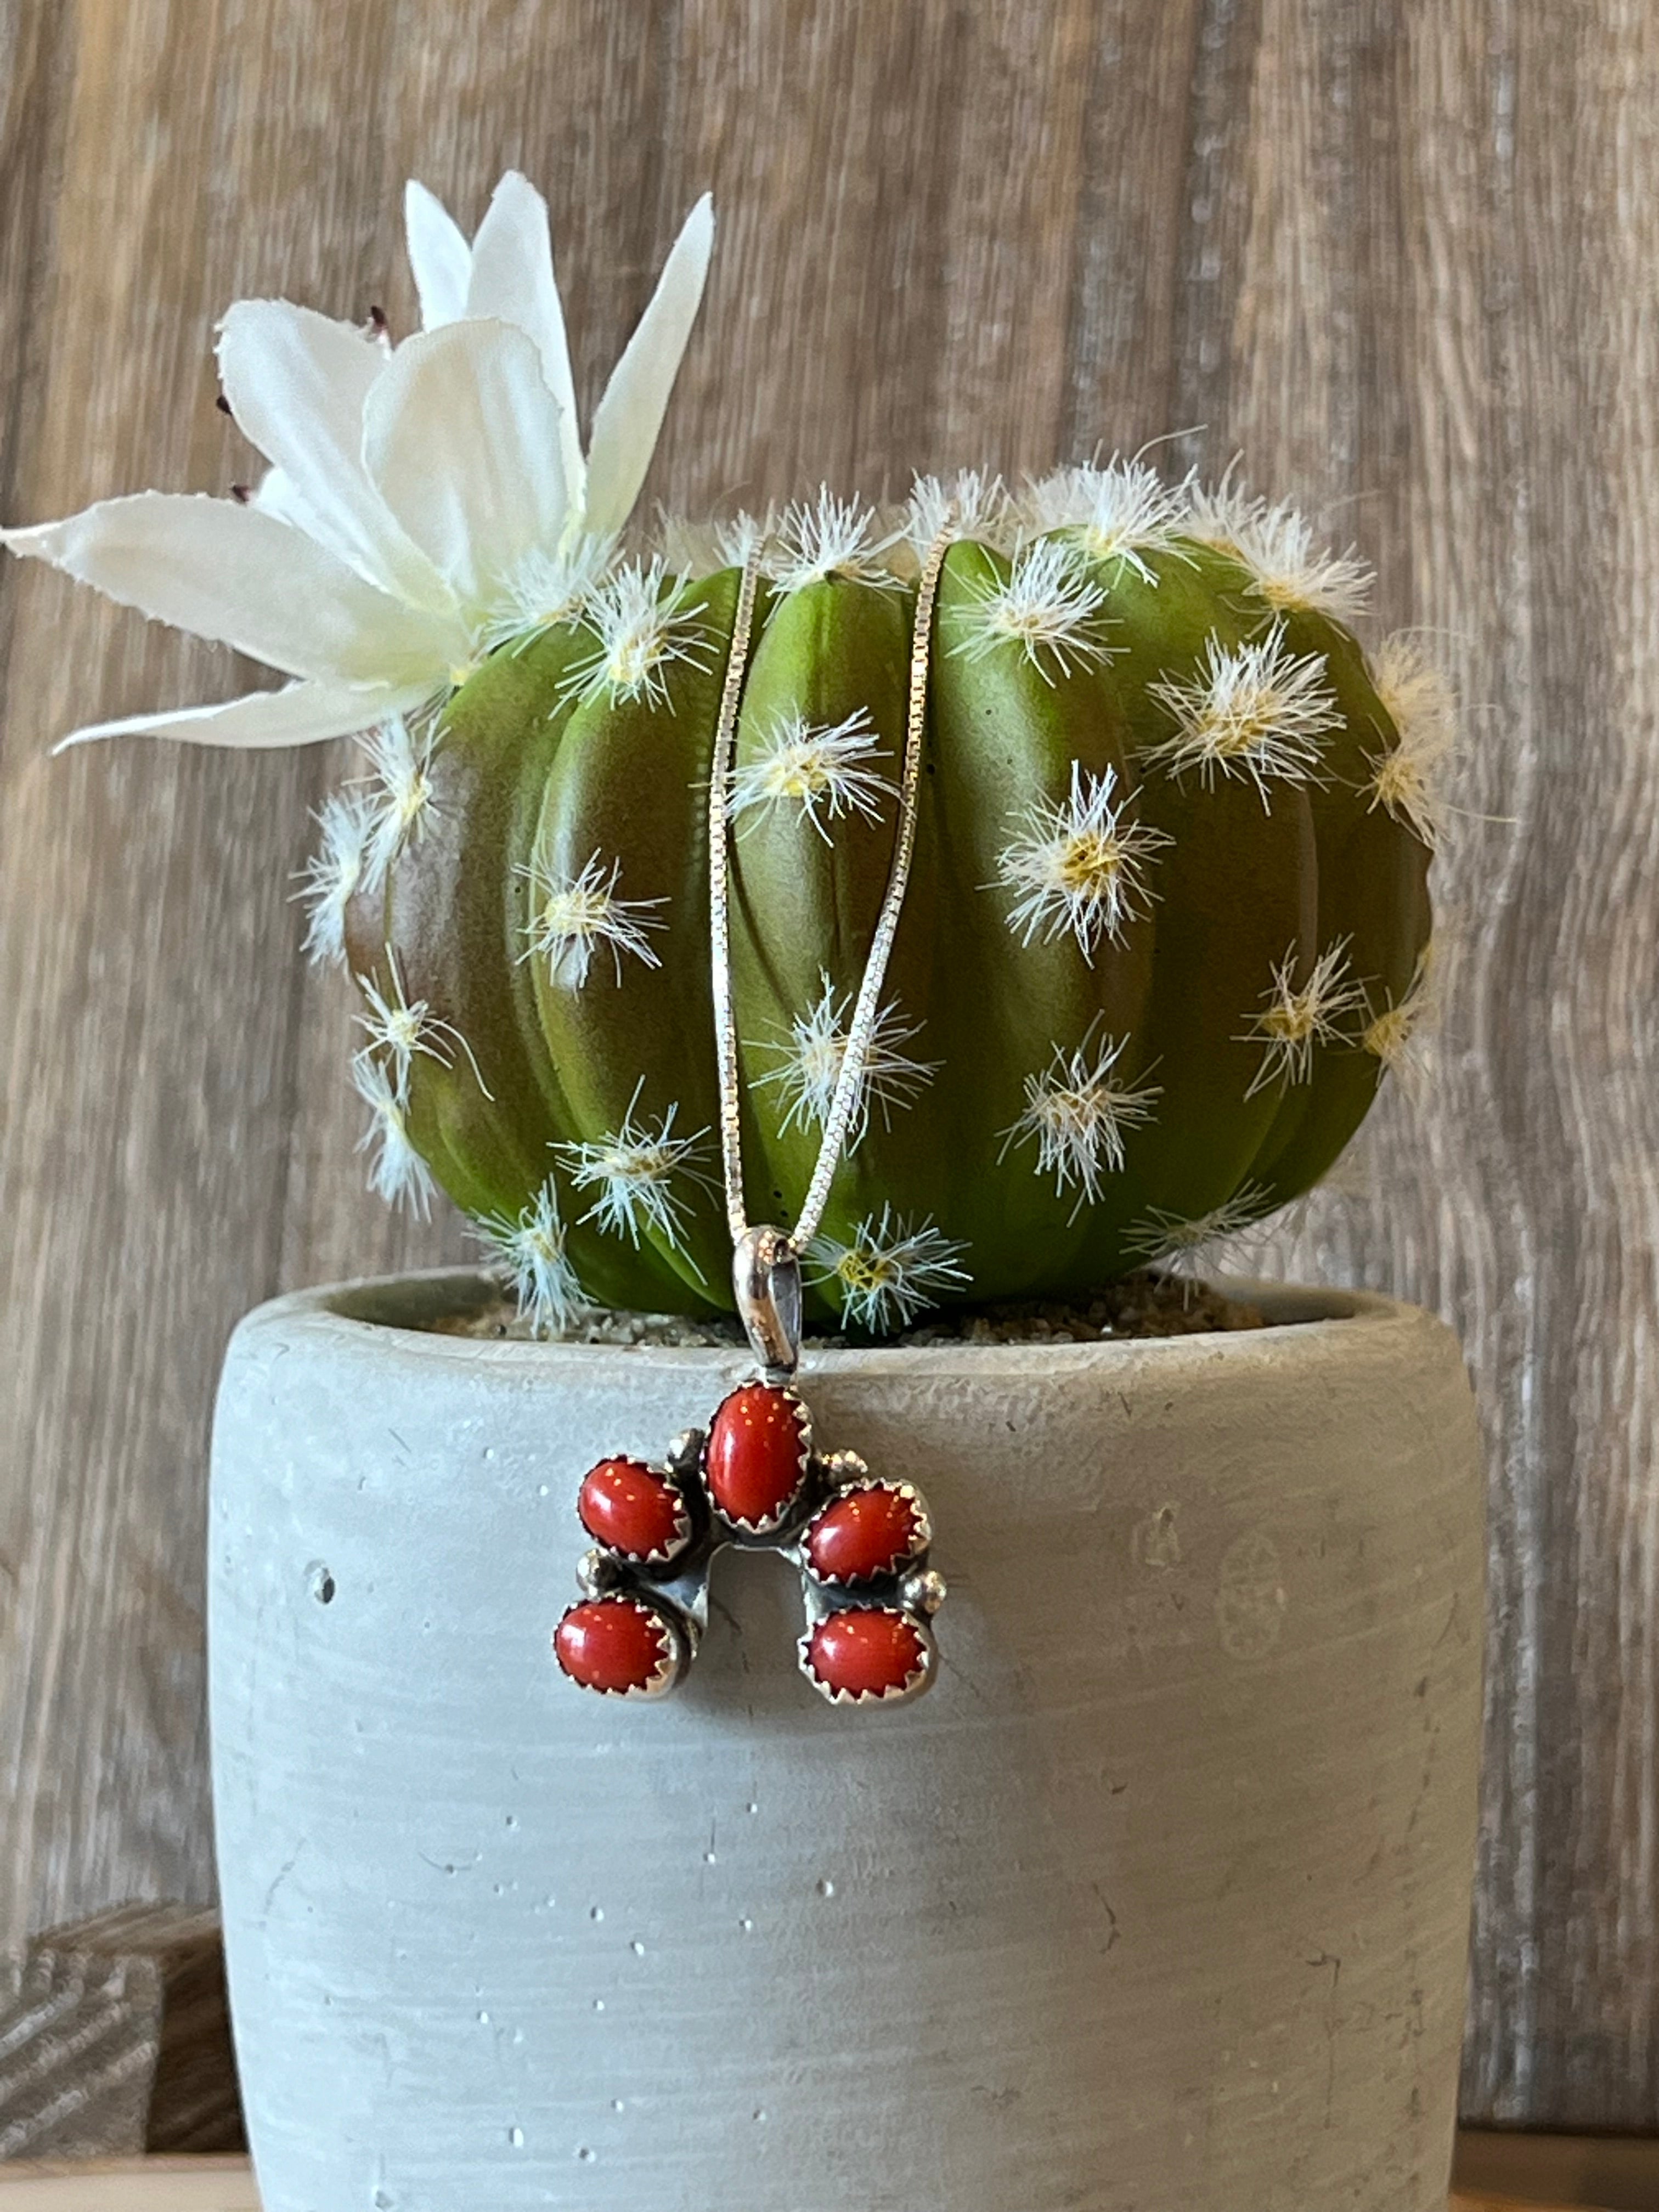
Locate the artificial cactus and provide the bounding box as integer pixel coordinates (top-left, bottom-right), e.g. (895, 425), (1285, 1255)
(332, 465), (1442, 1335)
(4, 170), (1450, 1336)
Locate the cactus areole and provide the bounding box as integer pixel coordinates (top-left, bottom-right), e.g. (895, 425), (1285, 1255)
(3, 172), (1445, 1338)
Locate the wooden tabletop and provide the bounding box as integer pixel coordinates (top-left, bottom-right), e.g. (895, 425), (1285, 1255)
(0, 2165), (255, 2210)
(0, 2165), (1608, 2212)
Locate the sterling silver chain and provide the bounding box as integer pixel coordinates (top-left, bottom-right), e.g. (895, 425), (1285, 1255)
(706, 526), (952, 1373)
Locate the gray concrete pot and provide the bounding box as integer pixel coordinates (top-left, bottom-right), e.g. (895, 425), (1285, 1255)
(210, 1270), (1483, 2212)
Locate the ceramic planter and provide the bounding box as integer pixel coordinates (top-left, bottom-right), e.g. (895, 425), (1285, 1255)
(210, 1271), (1483, 2212)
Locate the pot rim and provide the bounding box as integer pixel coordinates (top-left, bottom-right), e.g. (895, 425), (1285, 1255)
(233, 1266), (1438, 1380)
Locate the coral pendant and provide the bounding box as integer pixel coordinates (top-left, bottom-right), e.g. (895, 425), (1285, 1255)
(704, 1383), (811, 1531)
(552, 1380), (944, 1708)
(554, 1596), (684, 1699)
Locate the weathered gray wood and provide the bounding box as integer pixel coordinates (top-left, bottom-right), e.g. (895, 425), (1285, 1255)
(0, 0), (1654, 2131)
(1235, 2), (1659, 2128)
(0, 1906), (241, 2160)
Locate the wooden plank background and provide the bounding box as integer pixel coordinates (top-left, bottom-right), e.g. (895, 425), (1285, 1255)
(0, 0), (1653, 2133)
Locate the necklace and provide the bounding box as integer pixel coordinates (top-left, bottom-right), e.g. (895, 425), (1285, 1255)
(552, 527), (953, 1706)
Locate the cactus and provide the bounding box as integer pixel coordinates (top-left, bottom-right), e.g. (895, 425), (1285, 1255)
(3, 172), (1449, 1334)
(328, 465), (1441, 1335)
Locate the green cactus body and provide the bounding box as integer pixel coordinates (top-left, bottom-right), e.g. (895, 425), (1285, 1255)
(347, 496), (1434, 1333)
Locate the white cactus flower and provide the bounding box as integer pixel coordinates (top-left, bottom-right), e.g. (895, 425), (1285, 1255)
(5, 171), (714, 750)
(475, 1176), (586, 1336)
(806, 1207), (971, 1333)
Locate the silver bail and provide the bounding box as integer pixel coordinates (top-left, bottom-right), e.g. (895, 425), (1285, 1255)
(732, 1226), (803, 1377)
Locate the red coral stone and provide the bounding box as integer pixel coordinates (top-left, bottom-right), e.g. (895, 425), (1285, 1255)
(804, 1607), (928, 1701)
(805, 1484), (925, 1584)
(578, 1457), (689, 1562)
(704, 1383), (809, 1530)
(555, 1598), (675, 1696)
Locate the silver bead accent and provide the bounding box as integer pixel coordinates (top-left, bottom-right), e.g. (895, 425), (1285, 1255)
(899, 1567), (948, 1617)
(819, 1449), (870, 1483)
(577, 1547), (623, 1598)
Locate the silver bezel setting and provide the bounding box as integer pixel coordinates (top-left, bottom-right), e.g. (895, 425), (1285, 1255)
(703, 1381), (814, 1536)
(577, 1455), (695, 1567)
(797, 1607), (938, 1707)
(554, 1594), (689, 1701)
(802, 1476), (933, 1587)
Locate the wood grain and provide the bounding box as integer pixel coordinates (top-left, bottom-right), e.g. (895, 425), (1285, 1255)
(1455, 2126), (1659, 2212)
(0, 2168), (1626, 2212)
(0, 0), (1654, 2132)
(0, 2161), (258, 2210)
(0, 1907), (242, 2163)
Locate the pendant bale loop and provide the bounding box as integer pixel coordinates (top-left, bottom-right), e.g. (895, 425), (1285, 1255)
(732, 1225), (803, 1378)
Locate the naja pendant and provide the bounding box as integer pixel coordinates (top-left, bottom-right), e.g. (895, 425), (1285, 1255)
(551, 1231), (946, 1708)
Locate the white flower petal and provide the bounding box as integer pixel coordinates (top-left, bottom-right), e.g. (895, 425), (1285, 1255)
(404, 179), (472, 328)
(249, 465), (314, 532)
(362, 321), (568, 618)
(218, 300), (453, 612)
(464, 171), (584, 505)
(3, 493), (461, 686)
(51, 677), (423, 752)
(583, 194), (714, 540)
